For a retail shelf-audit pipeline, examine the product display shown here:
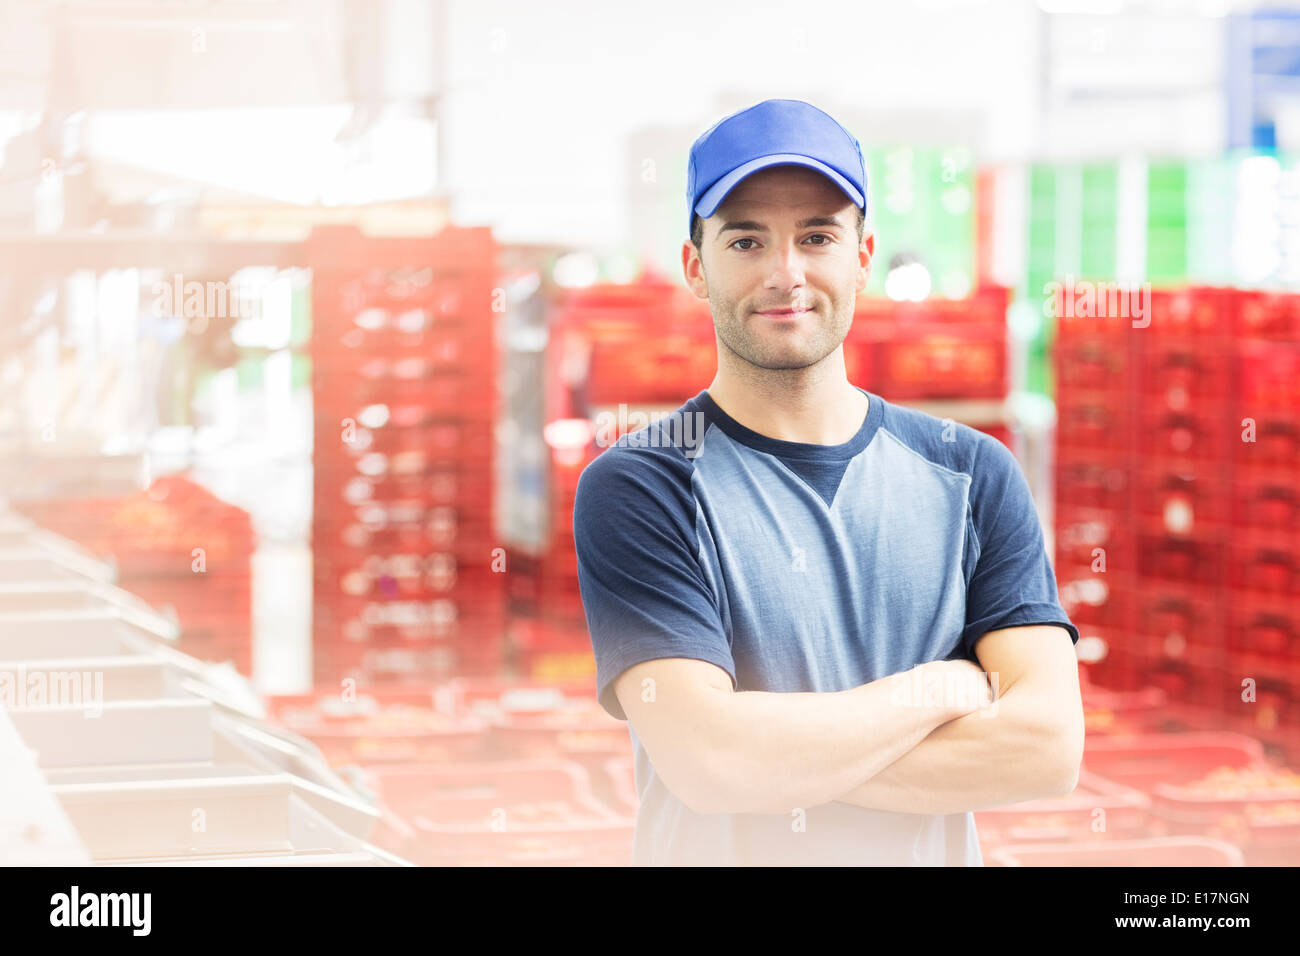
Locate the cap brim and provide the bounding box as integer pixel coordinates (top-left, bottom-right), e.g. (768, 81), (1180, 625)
(695, 154), (865, 224)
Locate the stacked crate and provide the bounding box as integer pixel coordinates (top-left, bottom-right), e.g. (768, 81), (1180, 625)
(850, 286), (1009, 401)
(15, 475), (254, 672)
(506, 280), (714, 680)
(1229, 292), (1300, 741)
(309, 226), (504, 687)
(1056, 287), (1300, 741)
(266, 677), (637, 865)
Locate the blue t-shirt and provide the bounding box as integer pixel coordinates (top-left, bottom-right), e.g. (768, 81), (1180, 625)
(573, 387), (1079, 866)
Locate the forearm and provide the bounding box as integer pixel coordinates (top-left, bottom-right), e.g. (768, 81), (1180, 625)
(831, 684), (1079, 815)
(693, 663), (970, 815)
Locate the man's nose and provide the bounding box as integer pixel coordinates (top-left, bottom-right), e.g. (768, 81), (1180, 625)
(765, 242), (807, 288)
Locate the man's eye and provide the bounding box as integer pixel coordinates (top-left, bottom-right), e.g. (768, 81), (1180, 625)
(730, 235), (831, 250)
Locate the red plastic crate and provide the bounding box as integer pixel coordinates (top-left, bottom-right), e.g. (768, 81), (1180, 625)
(1054, 335), (1133, 392)
(16, 476), (254, 574)
(1077, 729), (1300, 863)
(1221, 655), (1300, 724)
(266, 691), (491, 765)
(1134, 521), (1229, 586)
(873, 325), (1007, 399)
(1055, 504), (1134, 568)
(1054, 448), (1133, 512)
(1051, 280), (1142, 338)
(584, 333), (717, 405)
(314, 554), (503, 600)
(321, 419), (495, 459)
(1232, 462), (1300, 529)
(506, 616), (591, 655)
(1136, 405), (1235, 463)
(313, 510), (497, 557)
(1082, 732), (1267, 790)
(1055, 390), (1134, 454)
(1149, 287), (1227, 340)
(310, 498), (495, 528)
(840, 334), (875, 387)
(1145, 655), (1235, 711)
(1226, 529), (1300, 596)
(1132, 756), (1300, 860)
(314, 381), (496, 421)
(974, 771), (1152, 848)
(1081, 683), (1171, 736)
(324, 487), (492, 519)
(360, 760), (634, 865)
(517, 649), (599, 683)
(312, 341), (496, 379)
(432, 674), (597, 714)
(312, 348), (497, 389)
(1137, 341), (1235, 403)
(313, 617), (505, 656)
(1056, 572), (1135, 635)
(551, 277), (697, 324)
(1080, 645), (1155, 695)
(488, 700), (630, 761)
(1237, 340), (1300, 410)
(317, 444), (494, 480)
(313, 641), (504, 687)
(1234, 289), (1300, 340)
(1132, 583), (1228, 668)
(856, 288), (1009, 327)
(1146, 288), (1233, 339)
(1224, 590), (1300, 656)
(1132, 465), (1231, 535)
(312, 311), (495, 347)
(314, 591), (503, 632)
(1234, 415), (1300, 465)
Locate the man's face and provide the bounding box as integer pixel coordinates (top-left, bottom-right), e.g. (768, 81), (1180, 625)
(686, 165), (872, 372)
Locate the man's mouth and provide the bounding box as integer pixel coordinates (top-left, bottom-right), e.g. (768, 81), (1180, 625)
(757, 307), (811, 317)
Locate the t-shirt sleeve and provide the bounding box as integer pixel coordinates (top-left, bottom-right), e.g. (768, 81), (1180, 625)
(960, 434), (1080, 657)
(573, 446), (736, 720)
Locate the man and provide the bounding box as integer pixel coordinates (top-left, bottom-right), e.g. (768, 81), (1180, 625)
(573, 99), (1084, 866)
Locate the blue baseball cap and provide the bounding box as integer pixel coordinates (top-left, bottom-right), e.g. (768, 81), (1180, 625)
(687, 99), (867, 238)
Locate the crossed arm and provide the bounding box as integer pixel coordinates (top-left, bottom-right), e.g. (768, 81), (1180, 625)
(614, 624), (1084, 817)
(832, 625), (1085, 815)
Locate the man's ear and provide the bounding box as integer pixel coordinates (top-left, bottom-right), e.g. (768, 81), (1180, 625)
(682, 240), (709, 300)
(857, 230), (875, 293)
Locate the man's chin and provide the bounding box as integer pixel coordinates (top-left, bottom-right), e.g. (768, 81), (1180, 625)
(745, 352), (828, 372)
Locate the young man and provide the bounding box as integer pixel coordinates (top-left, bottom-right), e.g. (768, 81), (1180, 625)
(573, 99), (1084, 866)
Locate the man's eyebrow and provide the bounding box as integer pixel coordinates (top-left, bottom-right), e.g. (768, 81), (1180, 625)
(716, 215), (846, 236)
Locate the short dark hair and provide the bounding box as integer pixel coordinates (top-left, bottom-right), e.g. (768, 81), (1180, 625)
(691, 204), (866, 252)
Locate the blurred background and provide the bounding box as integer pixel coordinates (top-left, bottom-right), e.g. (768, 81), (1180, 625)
(2, 0), (1299, 867)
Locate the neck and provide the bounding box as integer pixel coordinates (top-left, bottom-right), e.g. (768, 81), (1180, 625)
(706, 346), (868, 445)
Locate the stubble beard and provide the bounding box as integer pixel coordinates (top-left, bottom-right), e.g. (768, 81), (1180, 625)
(711, 293), (852, 372)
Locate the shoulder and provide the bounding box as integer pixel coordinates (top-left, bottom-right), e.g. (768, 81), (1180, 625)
(874, 398), (1005, 480)
(574, 402), (713, 539)
(577, 424), (701, 500)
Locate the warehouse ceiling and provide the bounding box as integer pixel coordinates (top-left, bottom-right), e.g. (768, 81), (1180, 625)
(0, 0), (439, 110)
